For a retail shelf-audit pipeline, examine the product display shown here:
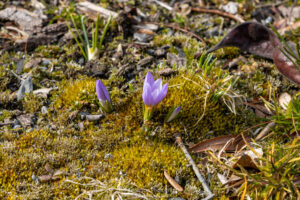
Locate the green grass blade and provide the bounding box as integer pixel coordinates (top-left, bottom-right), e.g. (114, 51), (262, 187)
(80, 15), (90, 48)
(66, 22), (87, 60)
(99, 15), (112, 50)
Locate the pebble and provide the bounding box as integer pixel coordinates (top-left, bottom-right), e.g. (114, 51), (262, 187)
(13, 124), (21, 129)
(17, 75), (33, 101)
(104, 153), (112, 159)
(222, 2), (239, 15)
(42, 59), (51, 66)
(41, 106), (48, 114)
(86, 114), (104, 121)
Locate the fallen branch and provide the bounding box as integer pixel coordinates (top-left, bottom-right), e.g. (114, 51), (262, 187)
(175, 133), (214, 200)
(191, 7), (244, 23)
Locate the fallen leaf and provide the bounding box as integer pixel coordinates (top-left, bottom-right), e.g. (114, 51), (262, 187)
(207, 22), (280, 59)
(189, 134), (250, 153)
(207, 21), (300, 85)
(232, 148), (263, 169)
(164, 170), (183, 192)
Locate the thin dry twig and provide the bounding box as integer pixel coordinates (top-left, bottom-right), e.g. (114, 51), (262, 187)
(175, 133), (214, 200)
(164, 170), (184, 192)
(191, 7), (244, 23)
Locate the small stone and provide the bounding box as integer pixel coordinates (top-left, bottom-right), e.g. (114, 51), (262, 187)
(86, 114), (104, 121)
(41, 106), (48, 114)
(78, 122), (85, 131)
(42, 59), (51, 66)
(154, 48), (166, 57)
(204, 26), (219, 38)
(17, 75), (33, 101)
(17, 114), (34, 127)
(16, 58), (25, 74)
(158, 68), (176, 77)
(104, 153), (112, 159)
(78, 57), (85, 65)
(222, 2), (239, 15)
(13, 124), (21, 129)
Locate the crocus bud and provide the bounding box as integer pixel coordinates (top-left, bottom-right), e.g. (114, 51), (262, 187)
(166, 106), (181, 122)
(96, 80), (112, 113)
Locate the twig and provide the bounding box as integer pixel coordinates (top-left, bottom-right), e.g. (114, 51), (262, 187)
(255, 122), (276, 141)
(164, 170), (183, 192)
(148, 22), (207, 46)
(191, 8), (244, 23)
(175, 133), (214, 199)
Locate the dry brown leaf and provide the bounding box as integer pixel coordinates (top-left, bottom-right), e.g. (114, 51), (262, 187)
(189, 134), (250, 153)
(164, 170), (183, 192)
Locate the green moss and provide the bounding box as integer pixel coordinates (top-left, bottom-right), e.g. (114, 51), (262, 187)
(0, 68), (261, 199)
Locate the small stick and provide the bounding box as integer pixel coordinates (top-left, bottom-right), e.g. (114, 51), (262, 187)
(255, 122), (276, 141)
(175, 133), (214, 199)
(191, 8), (244, 23)
(164, 170), (183, 192)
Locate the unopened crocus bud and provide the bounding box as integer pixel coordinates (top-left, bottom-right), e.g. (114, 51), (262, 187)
(96, 80), (112, 113)
(166, 106), (181, 122)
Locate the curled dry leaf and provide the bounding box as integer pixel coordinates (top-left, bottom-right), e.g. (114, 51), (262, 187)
(189, 134), (251, 153)
(207, 21), (300, 85)
(164, 170), (183, 192)
(207, 22), (280, 59)
(232, 148), (263, 169)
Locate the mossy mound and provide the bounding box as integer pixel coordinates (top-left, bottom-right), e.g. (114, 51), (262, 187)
(0, 70), (261, 199)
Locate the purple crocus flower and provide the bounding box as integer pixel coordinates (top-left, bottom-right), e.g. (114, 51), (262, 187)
(96, 80), (112, 113)
(142, 72), (168, 106)
(166, 106), (181, 122)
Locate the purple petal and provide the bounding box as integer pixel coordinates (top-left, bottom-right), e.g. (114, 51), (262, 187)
(155, 83), (168, 104)
(142, 82), (154, 106)
(144, 72), (154, 86)
(152, 78), (162, 90)
(96, 80), (111, 102)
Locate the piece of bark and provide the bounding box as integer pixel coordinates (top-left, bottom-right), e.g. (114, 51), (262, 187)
(4, 22), (68, 52)
(0, 6), (42, 34)
(76, 1), (118, 20)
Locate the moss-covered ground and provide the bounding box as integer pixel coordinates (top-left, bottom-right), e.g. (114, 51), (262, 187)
(0, 0), (299, 199)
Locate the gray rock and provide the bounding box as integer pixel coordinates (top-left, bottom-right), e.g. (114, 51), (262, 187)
(86, 114), (104, 121)
(16, 58), (25, 74)
(41, 106), (48, 114)
(17, 113), (35, 127)
(17, 75), (33, 101)
(222, 2), (239, 15)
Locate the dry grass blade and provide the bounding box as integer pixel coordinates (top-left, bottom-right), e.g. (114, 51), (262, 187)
(164, 170), (183, 192)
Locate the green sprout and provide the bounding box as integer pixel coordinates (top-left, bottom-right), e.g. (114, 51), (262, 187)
(67, 14), (112, 61)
